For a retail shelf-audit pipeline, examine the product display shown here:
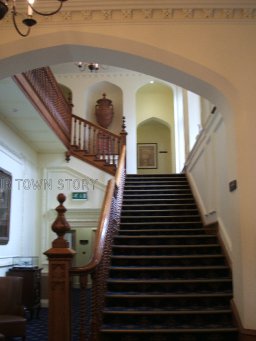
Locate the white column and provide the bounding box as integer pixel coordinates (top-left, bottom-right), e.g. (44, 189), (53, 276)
(122, 88), (137, 174)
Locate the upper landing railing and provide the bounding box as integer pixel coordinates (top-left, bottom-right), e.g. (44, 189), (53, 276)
(14, 67), (127, 175)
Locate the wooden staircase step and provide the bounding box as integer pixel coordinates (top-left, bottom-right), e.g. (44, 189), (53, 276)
(111, 254), (225, 260)
(107, 278), (232, 284)
(114, 234), (216, 239)
(103, 309), (233, 315)
(119, 221), (203, 228)
(110, 265), (229, 271)
(123, 198), (196, 203)
(118, 228), (215, 235)
(120, 216), (201, 222)
(112, 244), (222, 256)
(123, 193), (194, 198)
(100, 173), (238, 340)
(106, 291), (232, 300)
(113, 235), (218, 246)
(122, 203), (197, 209)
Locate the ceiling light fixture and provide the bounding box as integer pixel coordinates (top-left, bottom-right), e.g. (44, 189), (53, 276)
(0, 0), (67, 37)
(75, 62), (100, 72)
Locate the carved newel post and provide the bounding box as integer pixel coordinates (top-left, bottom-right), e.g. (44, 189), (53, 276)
(44, 194), (76, 341)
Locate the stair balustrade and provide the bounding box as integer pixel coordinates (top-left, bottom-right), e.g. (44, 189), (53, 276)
(45, 146), (126, 341)
(14, 66), (127, 175)
(70, 145), (126, 340)
(14, 67), (72, 148)
(70, 114), (126, 170)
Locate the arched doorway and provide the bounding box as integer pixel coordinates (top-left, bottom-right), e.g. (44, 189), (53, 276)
(137, 118), (172, 174)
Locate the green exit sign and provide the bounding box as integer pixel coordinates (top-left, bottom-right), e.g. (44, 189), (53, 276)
(72, 192), (88, 200)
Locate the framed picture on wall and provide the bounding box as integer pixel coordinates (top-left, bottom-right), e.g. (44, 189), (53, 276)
(0, 168), (12, 245)
(137, 143), (158, 169)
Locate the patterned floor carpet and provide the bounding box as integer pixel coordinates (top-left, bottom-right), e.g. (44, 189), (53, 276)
(11, 289), (82, 341)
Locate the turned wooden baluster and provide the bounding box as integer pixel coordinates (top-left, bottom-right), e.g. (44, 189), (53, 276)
(83, 122), (87, 152)
(88, 126), (92, 154)
(73, 117), (77, 146)
(44, 194), (76, 341)
(78, 120), (82, 149)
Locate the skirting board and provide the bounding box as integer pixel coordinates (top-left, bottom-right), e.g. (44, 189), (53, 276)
(231, 300), (256, 340)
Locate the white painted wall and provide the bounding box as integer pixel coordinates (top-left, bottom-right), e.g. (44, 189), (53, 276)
(0, 118), (39, 275)
(185, 110), (238, 262)
(38, 153), (111, 267)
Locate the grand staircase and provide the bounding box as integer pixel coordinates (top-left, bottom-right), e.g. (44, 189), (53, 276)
(100, 174), (238, 341)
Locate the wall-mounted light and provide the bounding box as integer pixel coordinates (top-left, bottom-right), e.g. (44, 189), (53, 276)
(0, 0), (67, 37)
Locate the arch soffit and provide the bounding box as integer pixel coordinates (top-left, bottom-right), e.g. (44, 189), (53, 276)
(137, 117), (171, 130)
(0, 31), (234, 110)
(136, 82), (174, 96)
(87, 80), (123, 96)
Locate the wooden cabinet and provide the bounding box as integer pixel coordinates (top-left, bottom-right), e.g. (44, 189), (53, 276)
(6, 267), (42, 319)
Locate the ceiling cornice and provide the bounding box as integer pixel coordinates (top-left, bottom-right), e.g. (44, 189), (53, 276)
(1, 1), (256, 28)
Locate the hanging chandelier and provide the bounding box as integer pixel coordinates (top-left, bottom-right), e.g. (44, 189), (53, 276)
(75, 62), (100, 72)
(0, 0), (68, 37)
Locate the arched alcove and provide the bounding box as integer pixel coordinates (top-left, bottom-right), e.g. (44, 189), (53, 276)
(137, 118), (172, 174)
(85, 81), (123, 134)
(136, 82), (174, 173)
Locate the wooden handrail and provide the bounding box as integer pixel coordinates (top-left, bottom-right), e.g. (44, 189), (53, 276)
(70, 178), (115, 275)
(115, 145), (126, 189)
(70, 144), (126, 276)
(70, 145), (126, 340)
(14, 67), (72, 148)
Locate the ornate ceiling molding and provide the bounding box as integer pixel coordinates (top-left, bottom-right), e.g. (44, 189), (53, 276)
(2, 6), (256, 29)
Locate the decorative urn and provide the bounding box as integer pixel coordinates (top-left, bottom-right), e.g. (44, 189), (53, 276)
(95, 93), (114, 129)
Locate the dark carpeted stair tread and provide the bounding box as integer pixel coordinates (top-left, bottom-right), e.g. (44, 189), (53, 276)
(107, 278), (232, 284)
(112, 244), (221, 249)
(101, 327), (238, 333)
(109, 265), (229, 271)
(100, 173), (237, 340)
(126, 174), (186, 178)
(124, 190), (192, 195)
(111, 254), (224, 259)
(110, 254), (227, 267)
(121, 208), (199, 213)
(113, 236), (218, 245)
(123, 196), (194, 200)
(114, 234), (216, 239)
(123, 193), (194, 198)
(105, 292), (233, 298)
(118, 228), (216, 236)
(103, 309), (233, 314)
(124, 184), (190, 188)
(120, 221), (203, 226)
(121, 214), (200, 218)
(122, 204), (198, 210)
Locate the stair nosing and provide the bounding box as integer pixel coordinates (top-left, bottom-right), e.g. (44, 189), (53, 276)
(114, 235), (216, 239)
(105, 292), (233, 298)
(100, 327), (238, 333)
(107, 278), (232, 283)
(102, 309), (233, 315)
(109, 265), (229, 270)
(111, 254), (225, 259)
(112, 244), (221, 248)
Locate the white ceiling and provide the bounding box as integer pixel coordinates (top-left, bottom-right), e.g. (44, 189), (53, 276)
(0, 76), (66, 153)
(0, 60), (172, 154)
